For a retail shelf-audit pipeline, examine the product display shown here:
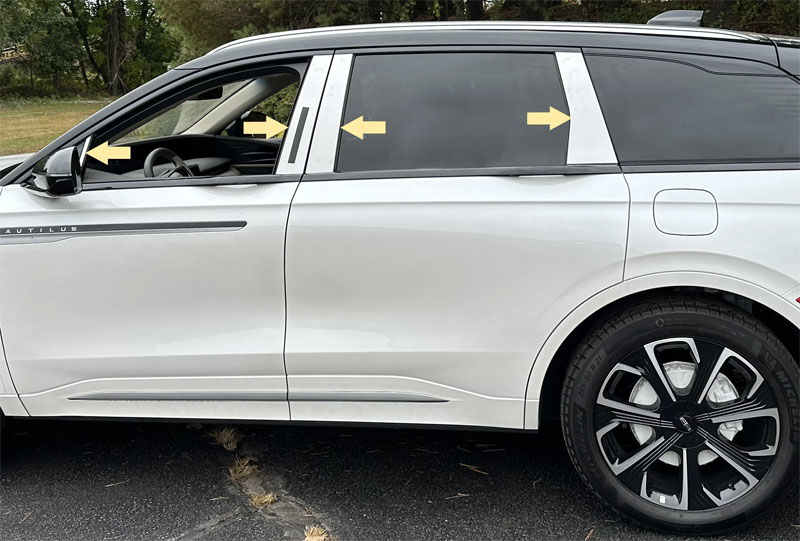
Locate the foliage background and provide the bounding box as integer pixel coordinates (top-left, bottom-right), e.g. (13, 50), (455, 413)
(0, 0), (798, 100)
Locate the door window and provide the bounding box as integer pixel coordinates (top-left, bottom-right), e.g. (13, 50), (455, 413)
(336, 53), (570, 172)
(81, 64), (306, 182)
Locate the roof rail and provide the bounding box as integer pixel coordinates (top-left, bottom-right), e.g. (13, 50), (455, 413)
(647, 10), (704, 28)
(209, 21), (759, 56)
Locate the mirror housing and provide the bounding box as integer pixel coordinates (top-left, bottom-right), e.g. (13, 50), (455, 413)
(24, 146), (83, 197)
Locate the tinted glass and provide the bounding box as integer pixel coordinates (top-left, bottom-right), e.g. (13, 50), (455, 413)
(337, 53), (569, 172)
(586, 55), (800, 164)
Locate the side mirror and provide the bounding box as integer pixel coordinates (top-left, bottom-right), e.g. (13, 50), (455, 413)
(23, 146), (82, 197)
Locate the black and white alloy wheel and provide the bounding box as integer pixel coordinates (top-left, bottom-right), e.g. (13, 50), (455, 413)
(561, 298), (799, 534)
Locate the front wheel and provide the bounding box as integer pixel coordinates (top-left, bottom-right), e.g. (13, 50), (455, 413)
(561, 297), (798, 534)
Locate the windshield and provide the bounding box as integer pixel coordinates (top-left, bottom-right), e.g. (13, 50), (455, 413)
(115, 80), (250, 143)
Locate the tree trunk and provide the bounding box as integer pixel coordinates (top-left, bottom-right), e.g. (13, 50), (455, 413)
(62, 0), (109, 86)
(465, 0), (484, 20)
(108, 0), (126, 94)
(78, 57), (90, 89)
(136, 0), (150, 52)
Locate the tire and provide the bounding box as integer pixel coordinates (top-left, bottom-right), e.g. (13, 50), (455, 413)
(561, 297), (799, 535)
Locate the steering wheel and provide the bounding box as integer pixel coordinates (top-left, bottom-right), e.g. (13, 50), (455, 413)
(143, 147), (194, 178)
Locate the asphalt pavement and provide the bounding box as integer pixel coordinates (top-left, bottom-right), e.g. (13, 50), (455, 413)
(1, 419), (797, 540)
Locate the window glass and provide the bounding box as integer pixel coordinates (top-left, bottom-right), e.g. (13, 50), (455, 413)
(116, 80), (249, 143)
(585, 55), (800, 164)
(252, 82), (299, 134)
(222, 81), (299, 139)
(337, 53), (569, 172)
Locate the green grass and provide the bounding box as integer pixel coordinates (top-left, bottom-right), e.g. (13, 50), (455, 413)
(0, 100), (112, 155)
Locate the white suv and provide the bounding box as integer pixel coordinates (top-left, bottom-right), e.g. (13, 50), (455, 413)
(0, 15), (798, 535)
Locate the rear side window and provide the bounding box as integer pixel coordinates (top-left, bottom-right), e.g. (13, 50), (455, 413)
(336, 53), (569, 172)
(585, 54), (800, 164)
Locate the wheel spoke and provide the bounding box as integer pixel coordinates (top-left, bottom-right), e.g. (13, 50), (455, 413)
(627, 347), (676, 405)
(707, 403), (777, 425)
(696, 384), (776, 425)
(596, 395), (663, 429)
(682, 445), (719, 510)
(614, 432), (681, 491)
(640, 446), (696, 510)
(698, 426), (772, 480)
(687, 346), (729, 404)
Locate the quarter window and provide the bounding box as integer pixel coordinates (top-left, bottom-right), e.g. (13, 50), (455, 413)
(585, 55), (800, 164)
(336, 53), (570, 172)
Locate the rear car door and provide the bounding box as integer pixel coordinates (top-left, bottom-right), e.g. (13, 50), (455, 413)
(0, 55), (331, 421)
(284, 50), (628, 428)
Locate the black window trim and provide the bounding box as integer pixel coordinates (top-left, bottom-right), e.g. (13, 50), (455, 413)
(287, 107), (310, 164)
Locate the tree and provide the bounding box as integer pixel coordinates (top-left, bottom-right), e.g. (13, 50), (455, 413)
(1, 0), (178, 95)
(1, 0), (797, 98)
(0, 0), (82, 91)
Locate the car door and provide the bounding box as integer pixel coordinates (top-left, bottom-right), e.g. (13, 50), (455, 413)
(284, 50), (628, 429)
(0, 55), (331, 421)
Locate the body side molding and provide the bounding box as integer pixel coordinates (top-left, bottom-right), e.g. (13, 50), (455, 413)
(68, 390), (284, 401)
(289, 391), (448, 403)
(68, 390), (449, 403)
(0, 220), (246, 245)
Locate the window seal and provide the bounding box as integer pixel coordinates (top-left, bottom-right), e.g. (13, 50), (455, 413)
(621, 162), (800, 174)
(82, 173), (301, 192)
(301, 165), (621, 182)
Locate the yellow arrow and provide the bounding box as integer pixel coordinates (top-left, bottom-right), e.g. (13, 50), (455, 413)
(243, 117), (289, 139)
(526, 107), (571, 130)
(87, 141), (131, 165)
(341, 115), (386, 140)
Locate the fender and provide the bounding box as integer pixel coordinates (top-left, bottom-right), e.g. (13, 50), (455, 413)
(523, 271), (800, 430)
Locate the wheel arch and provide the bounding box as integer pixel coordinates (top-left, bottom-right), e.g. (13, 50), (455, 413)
(524, 272), (800, 430)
